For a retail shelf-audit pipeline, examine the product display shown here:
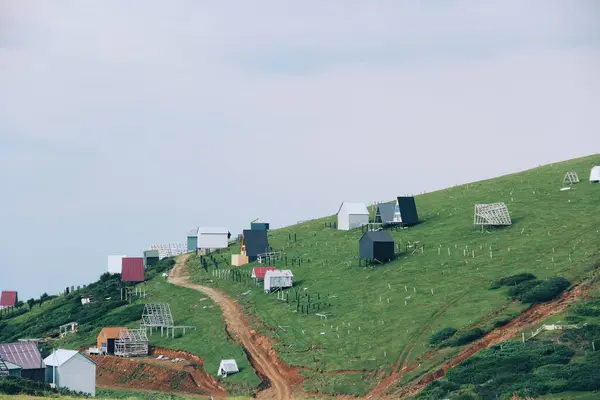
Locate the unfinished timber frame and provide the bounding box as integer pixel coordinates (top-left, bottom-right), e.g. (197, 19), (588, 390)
(140, 303), (196, 338)
(474, 203), (512, 227)
(114, 328), (149, 357)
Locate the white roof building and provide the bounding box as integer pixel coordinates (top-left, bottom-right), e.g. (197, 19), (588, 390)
(217, 359), (239, 377)
(197, 227), (229, 250)
(337, 202), (369, 231)
(264, 269), (294, 293)
(590, 166), (600, 183)
(44, 349), (96, 396)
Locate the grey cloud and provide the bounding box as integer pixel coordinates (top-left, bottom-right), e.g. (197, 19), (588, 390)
(0, 0), (598, 298)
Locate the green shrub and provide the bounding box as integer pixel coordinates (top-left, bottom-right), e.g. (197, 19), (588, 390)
(448, 328), (485, 347)
(573, 299), (600, 317)
(564, 315), (585, 324)
(499, 273), (537, 286)
(429, 327), (458, 346)
(561, 324), (600, 344)
(508, 279), (542, 300)
(519, 277), (570, 304)
(493, 315), (513, 328)
(488, 280), (501, 290)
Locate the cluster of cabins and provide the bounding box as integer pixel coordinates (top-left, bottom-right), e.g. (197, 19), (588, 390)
(337, 197), (420, 264)
(0, 342), (96, 396)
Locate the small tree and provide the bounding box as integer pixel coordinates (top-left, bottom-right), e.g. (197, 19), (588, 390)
(27, 298), (36, 310)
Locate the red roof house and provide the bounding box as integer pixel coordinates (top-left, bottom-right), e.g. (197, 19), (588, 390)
(251, 266), (277, 280)
(121, 257), (145, 282)
(0, 291), (18, 308)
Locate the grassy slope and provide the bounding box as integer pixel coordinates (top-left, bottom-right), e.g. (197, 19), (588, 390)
(0, 265), (259, 395)
(418, 276), (600, 399)
(187, 154), (600, 394)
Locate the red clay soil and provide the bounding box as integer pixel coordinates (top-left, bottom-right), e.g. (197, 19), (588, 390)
(148, 347), (227, 396)
(94, 355), (203, 394)
(391, 280), (593, 399)
(169, 254), (303, 400)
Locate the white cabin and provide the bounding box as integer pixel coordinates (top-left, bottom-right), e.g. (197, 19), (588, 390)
(337, 202), (369, 231)
(264, 270), (294, 293)
(44, 349), (96, 397)
(217, 359), (239, 378)
(197, 227), (229, 250)
(590, 166), (600, 183)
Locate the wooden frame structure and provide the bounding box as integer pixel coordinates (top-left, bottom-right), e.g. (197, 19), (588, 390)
(114, 328), (149, 357)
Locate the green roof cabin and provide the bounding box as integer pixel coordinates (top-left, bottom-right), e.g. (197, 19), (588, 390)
(187, 228), (199, 252)
(250, 218), (270, 231)
(143, 250), (160, 268)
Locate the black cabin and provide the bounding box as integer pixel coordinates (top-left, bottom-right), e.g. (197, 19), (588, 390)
(359, 231), (395, 263)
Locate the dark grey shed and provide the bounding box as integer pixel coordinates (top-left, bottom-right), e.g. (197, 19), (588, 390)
(374, 203), (395, 224)
(241, 229), (270, 261)
(395, 196), (419, 226)
(359, 231), (395, 263)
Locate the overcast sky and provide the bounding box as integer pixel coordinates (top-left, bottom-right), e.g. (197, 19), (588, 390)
(1, 1), (599, 299)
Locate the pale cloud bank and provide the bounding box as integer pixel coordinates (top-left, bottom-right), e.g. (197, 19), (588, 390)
(0, 0), (598, 298)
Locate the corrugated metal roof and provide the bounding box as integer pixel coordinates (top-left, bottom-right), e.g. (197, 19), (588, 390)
(219, 359), (239, 372)
(198, 227), (228, 234)
(265, 269), (294, 278)
(99, 327), (127, 340)
(337, 202), (369, 215)
(43, 349), (78, 367)
(0, 342), (45, 370)
(121, 258), (145, 282)
(0, 291), (17, 307)
(252, 267), (277, 279)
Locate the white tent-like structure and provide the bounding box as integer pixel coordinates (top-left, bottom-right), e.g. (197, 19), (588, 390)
(217, 359), (239, 378)
(590, 166), (600, 183)
(337, 202), (369, 231)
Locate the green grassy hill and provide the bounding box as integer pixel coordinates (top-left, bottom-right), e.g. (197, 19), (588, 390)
(3, 154), (600, 399)
(0, 260), (260, 396)
(186, 154), (600, 396)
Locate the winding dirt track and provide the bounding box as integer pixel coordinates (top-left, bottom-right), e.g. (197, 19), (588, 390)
(168, 254), (299, 400)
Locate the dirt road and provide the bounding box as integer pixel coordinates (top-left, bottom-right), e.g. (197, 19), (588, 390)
(391, 280), (593, 399)
(168, 254), (300, 400)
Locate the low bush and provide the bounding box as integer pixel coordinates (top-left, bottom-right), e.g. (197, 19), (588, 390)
(488, 280), (501, 290)
(493, 315), (514, 328)
(448, 328), (486, 347)
(429, 327), (458, 346)
(424, 341), (580, 399)
(499, 273), (537, 286)
(508, 279), (542, 300)
(572, 299), (600, 317)
(519, 277), (570, 304)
